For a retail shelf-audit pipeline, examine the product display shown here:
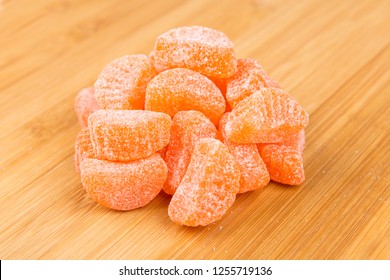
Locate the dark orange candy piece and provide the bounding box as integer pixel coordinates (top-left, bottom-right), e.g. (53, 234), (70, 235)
(168, 138), (240, 226)
(80, 154), (167, 210)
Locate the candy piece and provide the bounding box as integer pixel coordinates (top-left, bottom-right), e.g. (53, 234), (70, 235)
(74, 128), (94, 173)
(80, 154), (167, 210)
(88, 110), (171, 161)
(168, 138), (240, 226)
(208, 76), (227, 96)
(148, 51), (169, 73)
(219, 113), (269, 193)
(226, 58), (280, 108)
(163, 111), (217, 195)
(153, 26), (237, 78)
(74, 87), (100, 128)
(145, 68), (226, 125)
(225, 88), (309, 144)
(94, 54), (157, 110)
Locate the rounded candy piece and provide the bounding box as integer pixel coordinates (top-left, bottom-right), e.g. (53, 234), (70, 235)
(74, 87), (100, 128)
(153, 26), (237, 78)
(88, 110), (171, 162)
(74, 128), (94, 173)
(94, 54), (157, 110)
(168, 138), (240, 227)
(163, 111), (217, 195)
(145, 68), (226, 126)
(225, 88), (309, 144)
(80, 154), (167, 211)
(219, 113), (270, 193)
(226, 58), (280, 108)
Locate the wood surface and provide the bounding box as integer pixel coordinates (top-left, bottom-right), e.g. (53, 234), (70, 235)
(0, 0), (389, 260)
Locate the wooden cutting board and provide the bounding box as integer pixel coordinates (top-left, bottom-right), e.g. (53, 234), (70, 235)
(0, 0), (389, 260)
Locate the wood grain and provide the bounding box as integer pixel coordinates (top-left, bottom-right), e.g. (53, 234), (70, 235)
(0, 0), (389, 260)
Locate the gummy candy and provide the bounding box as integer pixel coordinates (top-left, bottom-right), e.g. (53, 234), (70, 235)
(153, 26), (237, 78)
(74, 128), (94, 173)
(163, 111), (217, 195)
(145, 68), (226, 125)
(74, 87), (100, 128)
(226, 58), (280, 108)
(94, 54), (157, 110)
(168, 138), (240, 226)
(225, 88), (309, 144)
(88, 110), (171, 161)
(219, 113), (269, 193)
(80, 154), (167, 210)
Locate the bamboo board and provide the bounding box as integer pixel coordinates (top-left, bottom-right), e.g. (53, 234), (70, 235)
(0, 0), (389, 259)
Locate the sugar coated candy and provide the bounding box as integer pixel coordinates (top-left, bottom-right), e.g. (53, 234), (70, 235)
(226, 58), (280, 108)
(88, 110), (171, 161)
(145, 68), (226, 125)
(168, 138), (240, 226)
(74, 87), (100, 128)
(153, 26), (237, 78)
(163, 111), (217, 195)
(225, 88), (309, 144)
(219, 113), (270, 193)
(74, 128), (94, 173)
(94, 54), (157, 110)
(80, 154), (167, 210)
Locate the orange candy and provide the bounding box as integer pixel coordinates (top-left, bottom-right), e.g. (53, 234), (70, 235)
(74, 128), (94, 173)
(258, 130), (306, 185)
(88, 110), (171, 161)
(163, 111), (217, 195)
(219, 113), (270, 193)
(226, 58), (280, 108)
(225, 88), (309, 144)
(94, 54), (157, 110)
(80, 154), (167, 210)
(145, 68), (226, 125)
(168, 138), (240, 226)
(153, 26), (237, 78)
(74, 87), (100, 128)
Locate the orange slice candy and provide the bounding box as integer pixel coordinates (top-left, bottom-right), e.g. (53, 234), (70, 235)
(225, 88), (309, 144)
(88, 110), (171, 162)
(81, 154), (167, 210)
(145, 68), (226, 125)
(94, 54), (157, 110)
(168, 138), (240, 226)
(219, 113), (270, 193)
(74, 128), (94, 173)
(153, 26), (237, 78)
(163, 111), (217, 195)
(74, 87), (100, 128)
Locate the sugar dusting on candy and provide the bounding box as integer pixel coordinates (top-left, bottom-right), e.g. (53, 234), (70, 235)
(80, 154), (167, 210)
(225, 88), (309, 144)
(145, 68), (226, 125)
(74, 128), (95, 173)
(88, 110), (171, 162)
(226, 58), (281, 108)
(153, 26), (237, 78)
(163, 111), (217, 195)
(94, 54), (157, 110)
(168, 138), (240, 226)
(74, 87), (100, 128)
(219, 113), (270, 193)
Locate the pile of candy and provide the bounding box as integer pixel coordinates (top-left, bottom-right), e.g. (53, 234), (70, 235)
(74, 26), (309, 227)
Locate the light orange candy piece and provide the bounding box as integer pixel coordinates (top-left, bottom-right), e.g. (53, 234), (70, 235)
(153, 26), (237, 78)
(225, 88), (309, 144)
(219, 113), (270, 193)
(145, 68), (226, 125)
(168, 138), (240, 226)
(94, 54), (157, 110)
(258, 130), (306, 185)
(74, 87), (100, 128)
(163, 111), (217, 195)
(226, 58), (280, 108)
(80, 154), (167, 211)
(88, 110), (171, 162)
(74, 128), (94, 173)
